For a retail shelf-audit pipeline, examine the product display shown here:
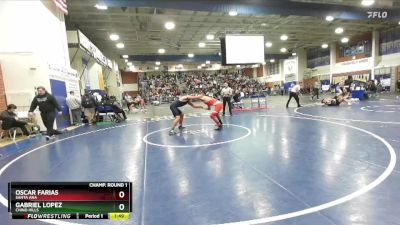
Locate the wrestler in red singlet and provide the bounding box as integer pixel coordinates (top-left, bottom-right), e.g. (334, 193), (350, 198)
(188, 93), (223, 130)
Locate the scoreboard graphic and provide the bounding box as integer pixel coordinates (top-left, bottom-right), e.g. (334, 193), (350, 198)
(8, 182), (132, 220)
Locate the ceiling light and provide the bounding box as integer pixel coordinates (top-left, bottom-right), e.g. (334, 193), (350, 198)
(280, 48), (287, 53)
(155, 67), (159, 70)
(206, 60), (210, 64)
(236, 65), (241, 68)
(292, 52), (297, 56)
(158, 48), (165, 54)
(261, 23), (267, 26)
(229, 11), (238, 16)
(398, 21), (400, 25)
(322, 43), (329, 48)
(155, 61), (161, 65)
(218, 52), (221, 56)
(198, 42), (206, 48)
(188, 53), (194, 58)
(95, 4), (108, 10)
(335, 27), (344, 34)
(122, 55), (128, 59)
(201, 63), (206, 67)
(280, 35), (288, 41)
(116, 43), (124, 48)
(270, 59), (275, 63)
(109, 34), (119, 41)
(177, 64), (183, 68)
(361, 0), (375, 6)
(341, 37), (349, 43)
(197, 66), (202, 69)
(265, 42), (273, 47)
(164, 22), (175, 30)
(124, 59), (128, 62)
(325, 16), (334, 22)
(127, 62), (132, 66)
(206, 34), (215, 40)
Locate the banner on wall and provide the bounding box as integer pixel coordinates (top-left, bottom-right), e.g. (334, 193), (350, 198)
(321, 80), (331, 91)
(48, 64), (79, 94)
(334, 57), (373, 74)
(48, 64), (80, 128)
(332, 73), (370, 86)
(284, 59), (298, 82)
(98, 66), (105, 90)
(82, 58), (90, 89)
(77, 30), (111, 69)
(266, 74), (281, 82)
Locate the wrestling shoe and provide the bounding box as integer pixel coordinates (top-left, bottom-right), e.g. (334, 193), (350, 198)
(214, 125), (223, 131)
(178, 126), (186, 130)
(45, 135), (55, 141)
(169, 130), (176, 136)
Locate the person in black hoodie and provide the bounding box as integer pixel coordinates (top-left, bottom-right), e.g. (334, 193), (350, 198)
(28, 86), (62, 140)
(0, 104), (31, 137)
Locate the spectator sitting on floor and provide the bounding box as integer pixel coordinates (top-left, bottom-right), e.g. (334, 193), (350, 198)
(1, 104), (32, 137)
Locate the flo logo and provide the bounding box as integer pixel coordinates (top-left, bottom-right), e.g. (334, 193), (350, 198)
(367, 11), (388, 19)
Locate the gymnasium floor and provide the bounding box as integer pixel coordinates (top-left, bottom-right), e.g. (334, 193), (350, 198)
(0, 97), (399, 225)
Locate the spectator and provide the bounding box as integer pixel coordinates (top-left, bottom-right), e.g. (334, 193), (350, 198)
(344, 76), (353, 92)
(28, 86), (62, 140)
(81, 92), (96, 125)
(366, 80), (377, 99)
(105, 96), (127, 122)
(311, 81), (320, 100)
(135, 94), (146, 110)
(66, 91), (82, 126)
(233, 90), (243, 109)
(0, 104), (31, 137)
(138, 70), (265, 102)
(123, 93), (134, 111)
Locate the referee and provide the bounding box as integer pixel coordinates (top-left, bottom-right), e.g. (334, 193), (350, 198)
(286, 81), (302, 108)
(221, 83), (233, 116)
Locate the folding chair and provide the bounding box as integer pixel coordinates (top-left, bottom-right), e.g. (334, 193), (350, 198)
(0, 123), (18, 142)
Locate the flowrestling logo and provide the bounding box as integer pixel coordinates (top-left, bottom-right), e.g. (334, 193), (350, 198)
(367, 11), (388, 19)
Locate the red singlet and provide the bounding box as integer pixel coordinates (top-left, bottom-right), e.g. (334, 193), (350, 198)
(214, 102), (223, 113)
(206, 99), (217, 106)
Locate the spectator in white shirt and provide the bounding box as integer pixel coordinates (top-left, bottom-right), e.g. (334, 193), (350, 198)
(65, 91), (82, 125)
(221, 83), (233, 116)
(286, 82), (302, 108)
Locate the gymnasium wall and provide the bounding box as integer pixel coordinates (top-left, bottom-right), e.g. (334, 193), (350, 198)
(243, 68), (253, 77)
(257, 66), (264, 77)
(0, 0), (72, 130)
(121, 71), (139, 96)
